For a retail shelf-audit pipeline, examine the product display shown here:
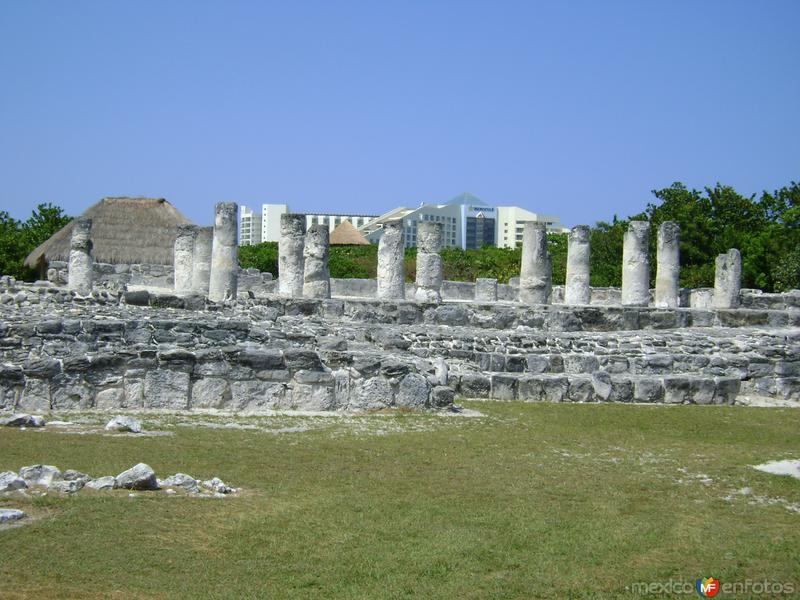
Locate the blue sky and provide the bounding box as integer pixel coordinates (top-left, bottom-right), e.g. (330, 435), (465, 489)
(1, 1), (798, 227)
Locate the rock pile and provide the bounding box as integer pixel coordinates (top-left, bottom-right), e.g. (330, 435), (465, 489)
(0, 463), (238, 497)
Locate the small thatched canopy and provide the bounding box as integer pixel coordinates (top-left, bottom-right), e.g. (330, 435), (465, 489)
(330, 220), (370, 245)
(25, 197), (193, 269)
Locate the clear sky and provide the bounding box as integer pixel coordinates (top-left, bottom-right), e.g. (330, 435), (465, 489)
(1, 1), (798, 227)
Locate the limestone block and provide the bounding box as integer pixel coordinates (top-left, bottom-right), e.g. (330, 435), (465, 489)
(350, 376), (393, 411)
(230, 379), (286, 411)
(396, 373), (430, 408)
(50, 375), (93, 410)
(94, 387), (125, 410)
(459, 373), (491, 398)
(475, 278), (498, 303)
(18, 378), (50, 412)
(567, 377), (595, 402)
(143, 369), (190, 409)
(490, 374), (517, 400)
(518, 376), (545, 401)
(190, 377), (231, 409)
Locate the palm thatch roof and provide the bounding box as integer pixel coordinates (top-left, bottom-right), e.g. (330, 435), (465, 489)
(25, 197), (193, 268)
(330, 220), (370, 245)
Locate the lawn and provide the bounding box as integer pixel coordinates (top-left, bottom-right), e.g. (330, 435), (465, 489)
(1, 402), (799, 599)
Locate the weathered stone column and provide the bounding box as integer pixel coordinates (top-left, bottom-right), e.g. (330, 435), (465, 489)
(68, 218), (93, 296)
(564, 225), (591, 305)
(475, 278), (498, 302)
(414, 222), (443, 302)
(621, 221), (650, 306)
(303, 224), (331, 298)
(303, 225), (331, 298)
(192, 226), (213, 296)
(713, 248), (742, 309)
(208, 202), (239, 302)
(377, 219), (405, 300)
(173, 225), (197, 294)
(278, 213), (305, 298)
(519, 222), (551, 305)
(655, 221), (680, 308)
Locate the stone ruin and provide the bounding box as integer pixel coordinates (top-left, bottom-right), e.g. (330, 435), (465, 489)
(1, 210), (799, 415)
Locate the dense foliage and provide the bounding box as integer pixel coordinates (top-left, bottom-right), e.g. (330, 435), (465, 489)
(0, 204), (72, 280)
(586, 181), (800, 291)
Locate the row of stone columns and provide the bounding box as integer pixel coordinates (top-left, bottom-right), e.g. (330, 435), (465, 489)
(172, 202), (237, 301)
(68, 205), (742, 310)
(276, 214), (333, 299)
(519, 219), (740, 308)
(173, 225), (215, 296)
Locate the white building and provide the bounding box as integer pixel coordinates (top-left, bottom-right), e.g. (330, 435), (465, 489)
(362, 193), (566, 249)
(239, 205), (262, 246)
(239, 203), (378, 245)
(495, 206), (566, 248)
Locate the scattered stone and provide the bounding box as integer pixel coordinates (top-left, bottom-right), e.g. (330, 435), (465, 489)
(105, 415), (142, 433)
(0, 471), (27, 493)
(0, 508), (26, 523)
(85, 476), (116, 491)
(62, 470), (91, 484)
(162, 473), (199, 493)
(752, 459), (800, 480)
(50, 479), (85, 493)
(19, 464), (62, 487)
(2, 414), (45, 428)
(202, 477), (234, 494)
(115, 463), (159, 490)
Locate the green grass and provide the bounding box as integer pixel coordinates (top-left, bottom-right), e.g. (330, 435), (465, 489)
(1, 403), (799, 599)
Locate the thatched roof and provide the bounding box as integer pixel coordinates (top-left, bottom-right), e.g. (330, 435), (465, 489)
(25, 197), (193, 268)
(330, 220), (370, 245)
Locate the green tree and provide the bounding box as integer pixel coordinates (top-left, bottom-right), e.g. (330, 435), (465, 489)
(0, 204), (71, 280)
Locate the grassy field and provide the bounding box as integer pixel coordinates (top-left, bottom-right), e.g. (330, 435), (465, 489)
(1, 402), (799, 599)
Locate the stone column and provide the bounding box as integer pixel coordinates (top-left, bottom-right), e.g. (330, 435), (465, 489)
(68, 218), (93, 296)
(621, 221), (650, 306)
(414, 222), (443, 302)
(192, 226), (213, 296)
(655, 221), (680, 308)
(475, 278), (498, 302)
(713, 248), (742, 309)
(208, 202), (238, 302)
(564, 225), (591, 305)
(173, 225), (197, 294)
(519, 222), (551, 305)
(377, 219), (405, 300)
(302, 224), (331, 298)
(278, 213), (305, 298)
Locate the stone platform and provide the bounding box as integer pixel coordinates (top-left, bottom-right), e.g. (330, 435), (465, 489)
(0, 280), (798, 413)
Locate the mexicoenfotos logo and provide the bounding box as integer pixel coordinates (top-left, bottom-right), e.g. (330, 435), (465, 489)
(696, 577), (720, 598)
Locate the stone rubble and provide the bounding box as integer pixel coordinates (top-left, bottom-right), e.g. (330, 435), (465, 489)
(0, 508), (26, 524)
(0, 463), (238, 497)
(105, 415), (142, 433)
